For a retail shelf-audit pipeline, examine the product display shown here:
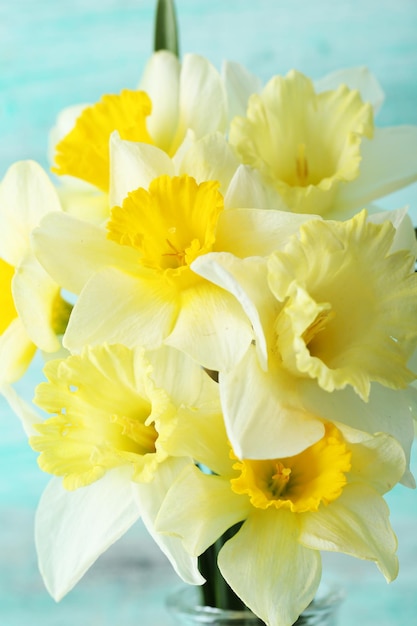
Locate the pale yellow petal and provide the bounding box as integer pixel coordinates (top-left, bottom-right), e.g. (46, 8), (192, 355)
(218, 510), (321, 626)
(300, 380), (415, 487)
(0, 318), (36, 384)
(164, 406), (231, 477)
(134, 457), (205, 586)
(314, 66), (385, 114)
(0, 161), (62, 266)
(1, 383), (42, 437)
(222, 60), (262, 121)
(215, 208), (319, 258)
(156, 464), (250, 556)
(63, 268), (178, 352)
(221, 345), (325, 459)
(32, 212), (139, 295)
(174, 54), (227, 151)
(145, 344), (220, 407)
(224, 164), (287, 210)
(179, 131), (239, 194)
(138, 50), (181, 153)
(191, 253), (271, 369)
(335, 126), (417, 213)
(109, 131), (175, 207)
(336, 425), (406, 494)
(13, 254), (66, 352)
(35, 469), (140, 600)
(164, 280), (253, 371)
(300, 483), (399, 582)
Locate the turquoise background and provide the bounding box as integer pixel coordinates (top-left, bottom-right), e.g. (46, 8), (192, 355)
(1, 1), (417, 624)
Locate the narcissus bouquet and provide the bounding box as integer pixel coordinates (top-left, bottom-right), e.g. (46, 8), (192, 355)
(2, 2), (417, 625)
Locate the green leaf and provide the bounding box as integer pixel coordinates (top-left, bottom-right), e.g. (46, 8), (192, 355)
(154, 0), (180, 57)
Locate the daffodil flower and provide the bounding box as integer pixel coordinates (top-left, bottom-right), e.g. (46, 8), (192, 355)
(51, 52), (228, 195)
(0, 161), (71, 384)
(32, 169), (314, 371)
(156, 419), (405, 626)
(192, 210), (417, 459)
(5, 344), (221, 599)
(229, 69), (417, 218)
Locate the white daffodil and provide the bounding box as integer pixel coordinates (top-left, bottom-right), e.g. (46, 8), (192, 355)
(229, 69), (417, 218)
(0, 161), (71, 384)
(156, 419), (405, 626)
(192, 210), (417, 460)
(4, 343), (222, 600)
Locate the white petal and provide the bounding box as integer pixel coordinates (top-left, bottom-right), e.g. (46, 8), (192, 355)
(13, 253), (61, 352)
(216, 207), (319, 257)
(176, 54), (227, 142)
(35, 469), (140, 600)
(135, 457), (205, 585)
(367, 206), (417, 255)
(109, 131), (175, 206)
(301, 380), (415, 487)
(191, 253), (272, 369)
(0, 318), (36, 385)
(164, 280), (253, 371)
(218, 510), (321, 626)
(222, 60), (262, 120)
(138, 50), (181, 151)
(300, 483), (398, 582)
(0, 161), (61, 266)
(179, 132), (239, 193)
(337, 126), (417, 212)
(1, 382), (41, 437)
(32, 212), (138, 295)
(145, 344), (218, 407)
(63, 268), (177, 352)
(156, 463), (250, 556)
(315, 66), (385, 114)
(220, 345), (325, 459)
(224, 165), (288, 210)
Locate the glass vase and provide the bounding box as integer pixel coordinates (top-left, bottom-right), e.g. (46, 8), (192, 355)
(167, 584), (343, 625)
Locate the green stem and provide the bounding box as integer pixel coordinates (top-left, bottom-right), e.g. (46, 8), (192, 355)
(153, 0), (180, 57)
(198, 523), (247, 611)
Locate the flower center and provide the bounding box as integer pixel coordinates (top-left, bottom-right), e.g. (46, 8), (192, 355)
(229, 70), (374, 214)
(268, 212), (417, 400)
(31, 346), (174, 490)
(0, 258), (17, 334)
(107, 174), (224, 281)
(295, 143), (309, 186)
(231, 422), (351, 513)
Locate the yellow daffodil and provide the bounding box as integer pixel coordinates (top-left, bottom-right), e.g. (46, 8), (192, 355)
(0, 161), (71, 383)
(192, 210), (417, 459)
(32, 172), (313, 371)
(16, 344), (221, 599)
(229, 69), (417, 217)
(156, 420), (405, 626)
(51, 52), (228, 194)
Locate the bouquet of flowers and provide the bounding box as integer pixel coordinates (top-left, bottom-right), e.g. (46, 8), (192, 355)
(2, 2), (417, 624)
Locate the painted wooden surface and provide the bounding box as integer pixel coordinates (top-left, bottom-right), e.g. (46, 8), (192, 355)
(1, 1), (417, 624)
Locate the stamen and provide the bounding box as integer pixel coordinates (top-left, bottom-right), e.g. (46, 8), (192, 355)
(269, 461), (291, 497)
(302, 308), (335, 347)
(162, 239), (186, 267)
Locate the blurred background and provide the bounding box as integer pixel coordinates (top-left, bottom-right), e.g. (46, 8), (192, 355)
(0, 1), (416, 624)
